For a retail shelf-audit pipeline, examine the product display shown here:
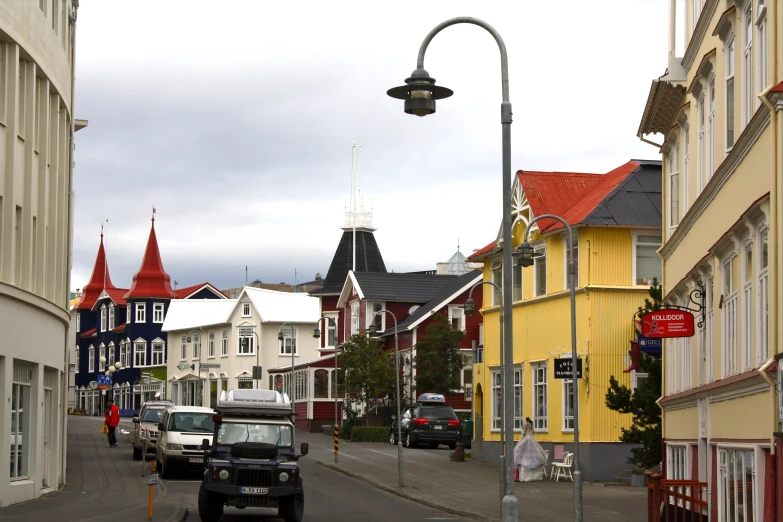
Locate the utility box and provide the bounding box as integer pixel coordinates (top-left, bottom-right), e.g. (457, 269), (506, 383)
(462, 418), (473, 449)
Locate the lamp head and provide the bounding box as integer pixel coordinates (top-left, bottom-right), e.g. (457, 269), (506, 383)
(114, 361), (123, 370)
(277, 332), (284, 341)
(464, 298), (476, 316)
(108, 365), (116, 373)
(387, 68), (453, 117)
(312, 328), (321, 339)
(99, 356), (106, 364)
(368, 323), (379, 337)
(515, 241), (535, 267)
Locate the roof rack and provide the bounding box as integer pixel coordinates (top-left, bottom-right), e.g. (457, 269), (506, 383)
(417, 393), (446, 404)
(215, 389), (293, 416)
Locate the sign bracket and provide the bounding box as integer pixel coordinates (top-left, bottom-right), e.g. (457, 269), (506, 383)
(633, 280), (706, 330)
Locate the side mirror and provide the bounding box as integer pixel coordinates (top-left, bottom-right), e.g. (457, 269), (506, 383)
(158, 422), (165, 432)
(202, 438), (211, 451)
(132, 417), (139, 424)
(300, 442), (309, 456)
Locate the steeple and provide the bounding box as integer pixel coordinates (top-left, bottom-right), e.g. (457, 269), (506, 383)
(76, 229), (115, 310)
(124, 210), (176, 299)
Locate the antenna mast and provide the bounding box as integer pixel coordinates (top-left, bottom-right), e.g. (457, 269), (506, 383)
(351, 142), (357, 272)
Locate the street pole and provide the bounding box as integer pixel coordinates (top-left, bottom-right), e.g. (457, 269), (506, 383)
(387, 17), (516, 520)
(519, 214), (582, 522)
(253, 330), (260, 389)
(314, 317), (341, 463)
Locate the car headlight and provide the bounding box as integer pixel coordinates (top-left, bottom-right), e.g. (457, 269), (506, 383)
(166, 443), (183, 450)
(279, 471), (289, 483)
(218, 469), (229, 480)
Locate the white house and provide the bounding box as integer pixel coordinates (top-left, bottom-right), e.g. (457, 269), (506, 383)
(162, 287), (320, 408)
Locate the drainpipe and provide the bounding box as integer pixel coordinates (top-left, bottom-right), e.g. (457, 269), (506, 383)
(757, 358), (777, 454)
(637, 134), (663, 149)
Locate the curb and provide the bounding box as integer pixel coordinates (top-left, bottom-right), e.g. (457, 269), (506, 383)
(164, 505), (189, 522)
(313, 459), (497, 522)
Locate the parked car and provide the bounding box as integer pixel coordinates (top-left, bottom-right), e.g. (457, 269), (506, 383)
(389, 393), (461, 449)
(155, 405), (215, 478)
(132, 400), (173, 460)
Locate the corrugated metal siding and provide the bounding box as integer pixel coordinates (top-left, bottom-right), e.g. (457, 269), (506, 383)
(584, 228), (634, 286)
(312, 400), (341, 420)
(587, 289), (648, 442)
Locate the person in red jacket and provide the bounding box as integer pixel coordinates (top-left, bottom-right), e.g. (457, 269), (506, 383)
(104, 398), (120, 447)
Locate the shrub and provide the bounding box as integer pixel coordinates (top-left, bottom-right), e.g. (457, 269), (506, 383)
(349, 426), (390, 442)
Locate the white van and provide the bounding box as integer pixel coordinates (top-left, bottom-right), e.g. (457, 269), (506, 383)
(155, 405), (215, 477)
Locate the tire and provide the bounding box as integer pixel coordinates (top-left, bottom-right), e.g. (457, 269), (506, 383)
(230, 442), (278, 459)
(133, 446), (142, 461)
(429, 443), (439, 449)
(405, 432), (415, 448)
(389, 431), (397, 445)
(197, 483), (224, 522)
(278, 492), (304, 522)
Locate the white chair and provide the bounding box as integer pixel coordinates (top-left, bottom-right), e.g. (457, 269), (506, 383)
(542, 449), (550, 479)
(552, 452), (574, 482)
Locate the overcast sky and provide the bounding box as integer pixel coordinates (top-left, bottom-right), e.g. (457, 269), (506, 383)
(70, 0), (669, 293)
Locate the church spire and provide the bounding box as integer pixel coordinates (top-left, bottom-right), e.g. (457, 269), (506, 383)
(124, 212), (176, 299)
(76, 229), (115, 310)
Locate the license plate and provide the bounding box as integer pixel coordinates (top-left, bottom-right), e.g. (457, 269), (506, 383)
(240, 487), (268, 495)
(188, 458), (203, 463)
(434, 425), (443, 430)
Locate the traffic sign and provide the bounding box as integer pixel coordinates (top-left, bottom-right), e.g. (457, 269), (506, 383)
(200, 363), (221, 369)
(97, 374), (112, 390)
(148, 472), (159, 485)
(553, 358), (583, 379)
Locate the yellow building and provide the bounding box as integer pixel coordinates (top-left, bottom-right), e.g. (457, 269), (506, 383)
(637, 1), (782, 519)
(470, 160), (663, 481)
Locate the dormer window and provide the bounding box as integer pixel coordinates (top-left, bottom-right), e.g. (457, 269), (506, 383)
(108, 304), (115, 330)
(76, 312), (80, 333)
(242, 300), (251, 317)
(449, 305), (466, 332)
(100, 304), (107, 332)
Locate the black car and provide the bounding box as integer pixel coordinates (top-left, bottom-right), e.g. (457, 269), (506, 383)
(389, 393), (460, 449)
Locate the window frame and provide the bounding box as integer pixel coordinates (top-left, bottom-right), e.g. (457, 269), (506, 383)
(180, 335), (187, 361)
(533, 243), (546, 297)
(151, 340), (165, 366)
(237, 327), (256, 356)
(491, 259), (502, 306)
(221, 329), (229, 357)
(633, 232), (663, 286)
(100, 304), (107, 332)
(208, 331), (216, 358)
(742, 239), (754, 372)
(367, 301), (386, 332)
(667, 444), (689, 480)
(88, 345), (95, 372)
(725, 33), (736, 151)
(242, 300), (251, 317)
(718, 447), (758, 522)
(98, 344), (105, 372)
(721, 254), (739, 377)
(682, 120), (690, 216)
(563, 232), (579, 289)
(126, 304), (131, 324)
(448, 305), (466, 332)
(490, 369), (502, 431)
(279, 327), (298, 356)
(562, 378), (575, 432)
(532, 362), (548, 432)
(135, 302), (146, 323)
(756, 227), (769, 365)
(76, 312), (80, 332)
(153, 302), (164, 323)
(742, 2), (753, 126)
(669, 142), (681, 235)
(512, 261), (522, 302)
(350, 301), (360, 335)
(755, 1), (767, 112)
(134, 340), (147, 367)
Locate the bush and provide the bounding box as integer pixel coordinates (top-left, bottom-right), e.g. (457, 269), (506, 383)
(349, 426), (390, 442)
(339, 425), (352, 439)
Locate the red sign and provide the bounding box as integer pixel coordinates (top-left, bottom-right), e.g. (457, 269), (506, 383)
(641, 309), (695, 338)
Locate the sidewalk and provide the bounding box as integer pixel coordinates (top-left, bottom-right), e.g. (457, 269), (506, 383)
(296, 430), (648, 522)
(0, 416), (187, 522)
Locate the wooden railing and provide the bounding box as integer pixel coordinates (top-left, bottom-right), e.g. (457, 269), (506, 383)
(647, 472), (709, 522)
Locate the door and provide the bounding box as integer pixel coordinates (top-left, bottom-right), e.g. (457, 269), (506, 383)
(43, 388), (52, 488)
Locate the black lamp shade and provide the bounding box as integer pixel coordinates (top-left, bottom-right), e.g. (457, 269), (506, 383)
(368, 323), (378, 337)
(277, 333), (284, 341)
(387, 68), (453, 117)
(516, 242), (535, 267)
(464, 298), (476, 316)
(312, 328), (321, 339)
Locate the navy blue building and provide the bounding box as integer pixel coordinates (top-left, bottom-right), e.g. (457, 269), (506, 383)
(74, 217), (225, 415)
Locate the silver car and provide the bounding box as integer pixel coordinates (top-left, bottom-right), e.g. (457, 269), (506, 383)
(132, 400), (173, 460)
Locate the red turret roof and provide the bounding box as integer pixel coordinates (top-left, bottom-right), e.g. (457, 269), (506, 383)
(124, 217), (177, 299)
(76, 232), (115, 310)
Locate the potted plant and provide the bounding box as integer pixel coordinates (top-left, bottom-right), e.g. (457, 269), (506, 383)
(630, 465), (647, 487)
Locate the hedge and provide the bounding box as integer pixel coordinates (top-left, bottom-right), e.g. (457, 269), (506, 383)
(349, 426), (390, 442)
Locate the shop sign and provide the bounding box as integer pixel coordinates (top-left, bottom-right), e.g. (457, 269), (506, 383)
(640, 309), (695, 338)
(553, 358), (583, 379)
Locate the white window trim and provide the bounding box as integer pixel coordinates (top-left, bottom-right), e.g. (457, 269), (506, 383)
(448, 305), (466, 332)
(242, 300), (251, 318)
(279, 327), (298, 356)
(707, 75), (715, 182)
(632, 231), (663, 286)
(88, 345), (95, 373)
(180, 335), (188, 361)
(490, 368), (502, 432)
(98, 344), (106, 372)
(717, 445), (761, 522)
(237, 327), (256, 356)
(562, 232), (579, 289)
(76, 312), (80, 332)
(208, 331), (216, 358)
(756, 226), (769, 365)
(367, 301), (386, 332)
(682, 121), (690, 216)
(153, 302), (165, 323)
(134, 338), (147, 367)
(697, 93), (706, 194)
(532, 362), (548, 432)
(725, 33), (736, 153)
(135, 302), (146, 323)
(151, 338), (165, 367)
(491, 259), (502, 306)
(742, 2), (754, 126)
(324, 313), (338, 348)
(668, 143), (681, 237)
(721, 254), (739, 378)
(221, 329), (229, 357)
(75, 348), (79, 373)
(100, 304), (107, 332)
(755, 2), (767, 111)
(533, 243), (546, 297)
(562, 378), (574, 432)
(742, 239), (754, 372)
(126, 304), (131, 324)
(666, 444), (690, 480)
(350, 301), (360, 335)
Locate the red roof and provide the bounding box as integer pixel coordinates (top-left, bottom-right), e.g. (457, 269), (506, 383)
(112, 323), (127, 333)
(80, 327), (97, 338)
(104, 287), (130, 307)
(771, 81), (783, 93)
(468, 240), (497, 260)
(519, 161), (640, 233)
(76, 233), (115, 310)
(174, 282), (228, 299)
(124, 218), (177, 299)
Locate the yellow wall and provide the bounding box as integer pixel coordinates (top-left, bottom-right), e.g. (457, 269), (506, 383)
(663, 407), (698, 440)
(710, 392), (772, 440)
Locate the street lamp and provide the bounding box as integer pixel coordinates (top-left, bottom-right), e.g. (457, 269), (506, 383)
(278, 323), (296, 412)
(313, 317), (341, 463)
(368, 311), (403, 488)
(387, 17), (517, 520)
(464, 280), (505, 497)
(517, 214), (581, 522)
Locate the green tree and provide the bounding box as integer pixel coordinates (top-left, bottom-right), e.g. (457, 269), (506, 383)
(339, 333), (398, 426)
(605, 279), (664, 470)
(414, 313), (467, 395)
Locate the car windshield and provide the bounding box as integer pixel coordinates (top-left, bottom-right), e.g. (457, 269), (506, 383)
(142, 409), (163, 423)
(419, 405), (457, 420)
(217, 422), (292, 446)
(171, 412), (214, 433)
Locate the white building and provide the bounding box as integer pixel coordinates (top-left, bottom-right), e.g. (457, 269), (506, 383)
(0, 1), (85, 506)
(162, 287), (320, 408)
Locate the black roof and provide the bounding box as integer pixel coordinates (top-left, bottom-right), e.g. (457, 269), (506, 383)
(582, 161), (662, 227)
(382, 270), (482, 336)
(310, 230), (387, 295)
(353, 272), (459, 303)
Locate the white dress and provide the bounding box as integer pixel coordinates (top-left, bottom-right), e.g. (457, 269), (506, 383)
(513, 433), (547, 482)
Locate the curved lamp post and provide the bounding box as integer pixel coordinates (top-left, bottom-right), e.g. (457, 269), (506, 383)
(387, 17), (516, 520)
(278, 323), (296, 410)
(313, 316), (340, 463)
(516, 214), (581, 522)
(368, 311), (403, 488)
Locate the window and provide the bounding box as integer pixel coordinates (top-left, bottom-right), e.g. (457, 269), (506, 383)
(180, 335), (187, 361)
(280, 328), (297, 356)
(564, 233), (579, 288)
(100, 304), (107, 332)
(136, 302), (146, 323)
(326, 316), (337, 347)
(350, 301), (359, 335)
(242, 300), (251, 317)
(512, 262), (522, 301)
(52, 0), (58, 31)
(331, 368), (345, 399)
(491, 370), (502, 430)
(635, 234), (663, 285)
(99, 345), (105, 371)
(11, 363), (32, 480)
(153, 303), (164, 323)
(722, 255), (738, 377)
(667, 445), (688, 480)
(89, 346), (95, 372)
(491, 260), (502, 305)
(192, 336), (200, 360)
(513, 367), (523, 431)
(208, 331), (215, 358)
(706, 276), (715, 382)
(314, 369), (328, 398)
(368, 302), (385, 331)
(757, 228), (769, 364)
(221, 329), (228, 357)
(718, 448), (756, 522)
(75, 349), (79, 373)
(669, 144), (681, 234)
(108, 304), (115, 330)
(152, 341), (164, 366)
(742, 242), (754, 371)
(697, 94), (706, 193)
(119, 341), (126, 368)
(532, 362), (548, 432)
(76, 312), (80, 332)
(238, 327), (255, 355)
(726, 36), (736, 150)
(632, 371), (649, 391)
(707, 77), (715, 181)
(39, 0), (46, 14)
(682, 122), (690, 215)
(134, 341), (147, 367)
(563, 378), (575, 431)
(237, 378), (253, 390)
(756, 1), (767, 108)
(17, 63), (26, 139)
(126, 304), (131, 324)
(534, 245), (546, 296)
(449, 305), (465, 332)
(108, 343), (115, 367)
(743, 3), (753, 125)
